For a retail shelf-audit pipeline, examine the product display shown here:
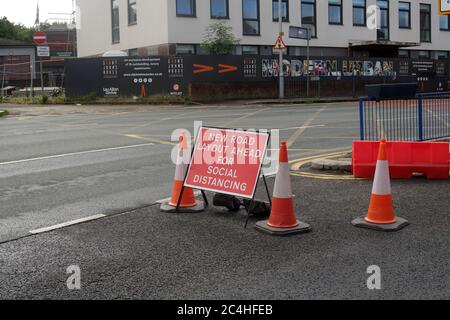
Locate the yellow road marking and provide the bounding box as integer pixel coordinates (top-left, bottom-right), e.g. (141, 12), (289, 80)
(286, 105), (328, 148)
(291, 172), (364, 180)
(288, 149), (359, 180)
(124, 134), (177, 146)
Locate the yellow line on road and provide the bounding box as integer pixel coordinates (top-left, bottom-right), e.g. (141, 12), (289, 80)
(286, 105), (328, 148)
(287, 148), (360, 180)
(124, 134), (177, 146)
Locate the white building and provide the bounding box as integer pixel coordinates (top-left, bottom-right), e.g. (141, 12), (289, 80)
(76, 0), (450, 59)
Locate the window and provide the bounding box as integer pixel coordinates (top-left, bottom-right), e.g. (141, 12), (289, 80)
(211, 0), (229, 19)
(352, 0), (366, 26)
(437, 51), (449, 60)
(176, 44), (196, 54)
(242, 45), (259, 54)
(420, 4), (431, 42)
(377, 0), (389, 40)
(177, 0), (196, 17)
(328, 0), (342, 25)
(128, 48), (138, 56)
(273, 0), (289, 22)
(301, 0), (316, 37)
(398, 2), (410, 29)
(398, 50), (410, 58)
(418, 50), (430, 59)
(128, 0), (137, 25)
(440, 14), (450, 31)
(111, 0), (120, 44)
(243, 0), (260, 35)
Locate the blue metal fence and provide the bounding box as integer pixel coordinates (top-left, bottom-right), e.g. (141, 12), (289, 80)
(359, 92), (450, 141)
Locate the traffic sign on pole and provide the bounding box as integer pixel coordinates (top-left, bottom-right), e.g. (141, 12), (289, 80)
(439, 0), (450, 14)
(273, 35), (287, 52)
(288, 26), (312, 40)
(32, 31), (47, 45)
(37, 46), (50, 57)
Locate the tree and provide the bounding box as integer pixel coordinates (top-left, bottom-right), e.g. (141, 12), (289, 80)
(0, 17), (35, 42)
(201, 21), (240, 55)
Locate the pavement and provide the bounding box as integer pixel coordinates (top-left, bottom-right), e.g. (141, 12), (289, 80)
(0, 175), (448, 299)
(1, 102), (448, 299)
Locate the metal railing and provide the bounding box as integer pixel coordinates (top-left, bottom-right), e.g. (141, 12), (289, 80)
(359, 92), (450, 141)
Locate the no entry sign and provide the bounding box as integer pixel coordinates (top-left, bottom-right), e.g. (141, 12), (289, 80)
(32, 31), (47, 45)
(184, 127), (269, 199)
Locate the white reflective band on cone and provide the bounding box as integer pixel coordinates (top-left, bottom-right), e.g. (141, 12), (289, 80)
(174, 149), (188, 180)
(273, 162), (293, 198)
(372, 160), (392, 195)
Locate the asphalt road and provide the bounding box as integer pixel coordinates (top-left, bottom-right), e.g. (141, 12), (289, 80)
(0, 176), (448, 299)
(0, 102), (359, 244)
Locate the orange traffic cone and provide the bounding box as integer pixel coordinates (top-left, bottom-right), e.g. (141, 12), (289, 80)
(352, 139), (409, 231)
(255, 142), (311, 236)
(140, 84), (147, 97)
(160, 133), (205, 213)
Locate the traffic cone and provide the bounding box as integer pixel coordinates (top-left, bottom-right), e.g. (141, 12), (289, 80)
(352, 139), (409, 231)
(140, 84), (147, 97)
(255, 142), (311, 236)
(160, 133), (205, 213)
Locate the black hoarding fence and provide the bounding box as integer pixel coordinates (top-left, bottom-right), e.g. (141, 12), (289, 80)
(64, 55), (450, 99)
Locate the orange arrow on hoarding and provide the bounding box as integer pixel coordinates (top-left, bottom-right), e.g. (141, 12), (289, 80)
(218, 64), (238, 74)
(193, 64), (214, 74)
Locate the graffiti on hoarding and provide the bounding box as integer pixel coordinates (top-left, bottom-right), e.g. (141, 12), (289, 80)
(341, 60), (395, 76)
(262, 59), (339, 77)
(263, 58), (396, 78)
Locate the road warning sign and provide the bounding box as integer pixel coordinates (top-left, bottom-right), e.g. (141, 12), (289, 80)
(440, 0), (450, 14)
(273, 36), (287, 51)
(184, 127), (269, 199)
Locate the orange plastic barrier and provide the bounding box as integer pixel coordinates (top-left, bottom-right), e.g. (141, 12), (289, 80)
(352, 141), (449, 180)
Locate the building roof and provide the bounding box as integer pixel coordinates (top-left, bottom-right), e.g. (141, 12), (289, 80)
(0, 38), (34, 47)
(348, 40), (420, 49)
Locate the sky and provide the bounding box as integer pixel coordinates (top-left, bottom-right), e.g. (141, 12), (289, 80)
(0, 0), (74, 27)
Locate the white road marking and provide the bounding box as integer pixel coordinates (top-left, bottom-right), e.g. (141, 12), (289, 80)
(0, 142), (155, 166)
(29, 214), (107, 235)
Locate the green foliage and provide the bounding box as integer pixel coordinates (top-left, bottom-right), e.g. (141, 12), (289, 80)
(0, 17), (69, 43)
(40, 95), (49, 104)
(201, 21), (240, 55)
(0, 17), (35, 42)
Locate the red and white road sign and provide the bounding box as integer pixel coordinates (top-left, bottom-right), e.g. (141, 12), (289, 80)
(184, 127), (269, 199)
(274, 36), (287, 51)
(32, 31), (47, 45)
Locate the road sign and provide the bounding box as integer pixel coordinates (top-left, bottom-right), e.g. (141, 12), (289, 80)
(440, 0), (450, 14)
(273, 36), (287, 51)
(288, 26), (311, 40)
(32, 31), (47, 45)
(37, 46), (50, 57)
(184, 127), (269, 199)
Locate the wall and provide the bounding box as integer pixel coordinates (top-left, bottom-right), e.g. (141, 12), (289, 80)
(167, 0), (377, 48)
(76, 0), (169, 57)
(76, 0), (450, 57)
